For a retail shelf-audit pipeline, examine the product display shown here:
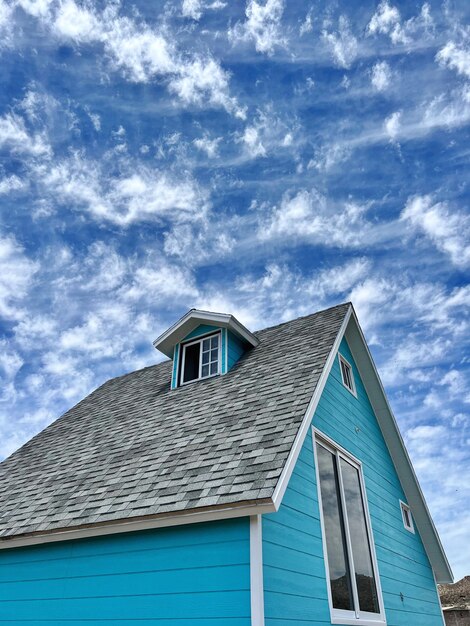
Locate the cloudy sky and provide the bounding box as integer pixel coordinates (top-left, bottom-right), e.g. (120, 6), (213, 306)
(0, 0), (469, 579)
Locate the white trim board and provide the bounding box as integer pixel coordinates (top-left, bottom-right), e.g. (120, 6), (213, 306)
(0, 502), (275, 550)
(272, 305), (353, 508)
(250, 515), (265, 626)
(344, 309), (452, 583)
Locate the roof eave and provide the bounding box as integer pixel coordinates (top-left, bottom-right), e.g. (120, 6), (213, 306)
(0, 498), (276, 550)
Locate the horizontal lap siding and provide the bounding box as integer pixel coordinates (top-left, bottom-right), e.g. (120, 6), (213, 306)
(263, 434), (331, 625)
(263, 338), (444, 626)
(0, 518), (251, 625)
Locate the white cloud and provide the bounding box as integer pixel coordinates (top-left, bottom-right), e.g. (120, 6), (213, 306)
(18, 0), (241, 116)
(238, 107), (297, 159)
(0, 234), (37, 320)
(299, 9), (313, 36)
(193, 135), (221, 157)
(367, 1), (433, 46)
(182, 0), (203, 20)
(124, 265), (198, 302)
(308, 142), (352, 172)
(0, 175), (25, 194)
(181, 0), (226, 20)
(242, 125), (266, 158)
(0, 341), (23, 381)
(16, 0), (54, 18)
(168, 57), (243, 117)
(384, 110), (401, 141)
(370, 60), (392, 91)
(422, 84), (470, 131)
(259, 189), (371, 248)
(322, 15), (358, 69)
(0, 0), (14, 49)
(436, 41), (470, 79)
(53, 0), (100, 42)
(0, 112), (51, 156)
(229, 0), (286, 56)
(367, 1), (409, 45)
(43, 154), (208, 226)
(401, 195), (470, 268)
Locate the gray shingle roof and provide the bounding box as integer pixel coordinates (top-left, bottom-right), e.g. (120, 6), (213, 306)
(0, 303), (349, 539)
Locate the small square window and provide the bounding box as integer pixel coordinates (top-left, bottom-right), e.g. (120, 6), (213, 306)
(339, 354), (356, 396)
(400, 501), (414, 533)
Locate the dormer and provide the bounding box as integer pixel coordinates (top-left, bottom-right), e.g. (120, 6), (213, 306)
(153, 309), (260, 389)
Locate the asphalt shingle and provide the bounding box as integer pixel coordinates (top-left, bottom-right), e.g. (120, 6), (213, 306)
(0, 303), (349, 539)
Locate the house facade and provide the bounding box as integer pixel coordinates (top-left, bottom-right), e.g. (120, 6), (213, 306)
(0, 303), (452, 625)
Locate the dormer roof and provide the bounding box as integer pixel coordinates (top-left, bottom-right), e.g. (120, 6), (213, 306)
(153, 308), (259, 358)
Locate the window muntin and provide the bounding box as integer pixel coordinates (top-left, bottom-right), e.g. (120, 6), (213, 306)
(181, 333), (220, 385)
(315, 432), (385, 624)
(339, 354), (356, 396)
(400, 501), (414, 533)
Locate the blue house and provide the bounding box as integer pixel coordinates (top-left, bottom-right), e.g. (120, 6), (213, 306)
(0, 303), (452, 625)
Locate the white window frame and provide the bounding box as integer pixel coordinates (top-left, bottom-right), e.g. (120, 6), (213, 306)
(400, 500), (415, 533)
(179, 332), (221, 386)
(339, 353), (357, 397)
(313, 428), (386, 626)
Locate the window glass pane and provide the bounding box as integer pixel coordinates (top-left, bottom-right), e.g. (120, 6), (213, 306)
(202, 338), (210, 351)
(339, 458), (379, 614)
(211, 335), (219, 348)
(210, 361), (218, 375)
(341, 360), (352, 389)
(202, 351), (209, 364)
(201, 364), (209, 377)
(183, 343), (200, 383)
(210, 349), (218, 362)
(316, 444), (354, 611)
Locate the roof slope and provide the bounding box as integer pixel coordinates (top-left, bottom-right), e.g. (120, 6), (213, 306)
(0, 303), (349, 539)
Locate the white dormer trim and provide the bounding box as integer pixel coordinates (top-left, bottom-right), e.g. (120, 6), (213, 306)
(153, 309), (260, 358)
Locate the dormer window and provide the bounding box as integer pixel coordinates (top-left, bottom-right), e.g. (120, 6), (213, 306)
(181, 333), (220, 385)
(153, 309), (260, 389)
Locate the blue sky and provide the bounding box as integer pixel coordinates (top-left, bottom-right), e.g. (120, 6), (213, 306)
(0, 0), (469, 579)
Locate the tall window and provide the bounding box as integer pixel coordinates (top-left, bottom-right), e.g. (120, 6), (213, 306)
(314, 432), (385, 624)
(180, 333), (220, 385)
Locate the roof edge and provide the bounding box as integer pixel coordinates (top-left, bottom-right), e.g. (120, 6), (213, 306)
(345, 308), (453, 583)
(0, 499), (276, 550)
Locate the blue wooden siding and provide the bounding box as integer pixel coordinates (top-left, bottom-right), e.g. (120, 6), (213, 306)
(183, 324), (220, 341)
(263, 337), (444, 626)
(0, 518), (251, 626)
(227, 331), (246, 370)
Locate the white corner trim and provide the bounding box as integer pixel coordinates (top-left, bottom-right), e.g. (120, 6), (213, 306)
(250, 515), (265, 626)
(272, 305), (352, 509)
(0, 502), (276, 550)
(432, 569), (446, 626)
